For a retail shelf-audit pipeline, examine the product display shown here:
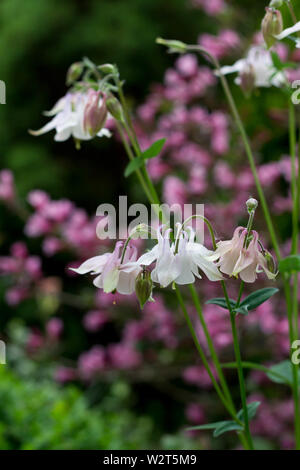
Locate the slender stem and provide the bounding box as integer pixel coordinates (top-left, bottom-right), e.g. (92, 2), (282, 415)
(222, 281), (254, 450)
(186, 44), (281, 259)
(188, 284), (236, 411)
(288, 99), (300, 449)
(116, 123), (155, 205)
(175, 287), (246, 432)
(236, 282), (244, 307)
(287, 1), (298, 27)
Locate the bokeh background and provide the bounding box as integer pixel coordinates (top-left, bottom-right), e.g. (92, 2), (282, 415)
(0, 0), (299, 450)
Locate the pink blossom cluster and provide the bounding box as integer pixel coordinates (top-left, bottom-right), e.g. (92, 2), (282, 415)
(25, 189), (105, 257)
(190, 0), (226, 16)
(0, 242), (42, 305)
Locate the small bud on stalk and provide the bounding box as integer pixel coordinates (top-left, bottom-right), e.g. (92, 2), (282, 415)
(156, 37), (187, 54)
(261, 7), (283, 49)
(246, 197), (258, 214)
(84, 91), (108, 137)
(269, 0), (283, 8)
(66, 62), (84, 86)
(135, 268), (153, 309)
(106, 96), (125, 122)
(98, 63), (116, 75)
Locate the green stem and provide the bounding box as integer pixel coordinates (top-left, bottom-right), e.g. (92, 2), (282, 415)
(116, 123), (155, 206)
(175, 287), (245, 431)
(188, 284), (236, 412)
(288, 100), (300, 449)
(222, 281), (254, 450)
(186, 44), (281, 259)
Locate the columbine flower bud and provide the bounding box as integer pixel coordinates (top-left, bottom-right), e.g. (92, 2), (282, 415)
(156, 37), (187, 54)
(246, 197), (258, 213)
(269, 0), (283, 8)
(106, 96), (124, 122)
(135, 269), (153, 309)
(264, 250), (277, 277)
(83, 91), (108, 137)
(98, 63), (116, 74)
(261, 7), (283, 49)
(239, 63), (255, 97)
(66, 62), (84, 86)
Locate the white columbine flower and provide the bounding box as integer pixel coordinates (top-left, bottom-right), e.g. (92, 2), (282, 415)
(70, 241), (141, 295)
(275, 20), (300, 48)
(30, 89), (111, 142)
(137, 226), (223, 288)
(219, 45), (286, 88)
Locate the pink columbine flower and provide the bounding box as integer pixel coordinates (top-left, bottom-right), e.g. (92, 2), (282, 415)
(30, 90), (111, 142)
(70, 241), (142, 295)
(212, 226), (277, 283)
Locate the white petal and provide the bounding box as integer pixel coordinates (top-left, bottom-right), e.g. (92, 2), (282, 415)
(174, 254), (195, 285)
(97, 128), (112, 138)
(276, 21), (300, 40)
(70, 254), (110, 275)
(117, 269), (140, 295)
(137, 245), (158, 266)
(217, 60), (245, 76)
(102, 267), (120, 293)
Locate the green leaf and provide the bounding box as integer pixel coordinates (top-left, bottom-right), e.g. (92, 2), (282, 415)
(124, 157), (145, 177)
(237, 402), (261, 422)
(140, 138), (166, 160)
(187, 403), (260, 438)
(234, 306), (250, 315)
(213, 421), (244, 437)
(187, 419), (244, 436)
(279, 255), (300, 274)
(124, 138), (166, 177)
(205, 297), (236, 310)
(266, 360), (300, 386)
(187, 422), (222, 432)
(240, 288), (279, 311)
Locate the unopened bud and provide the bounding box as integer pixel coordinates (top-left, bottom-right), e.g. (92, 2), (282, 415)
(246, 197), (258, 213)
(98, 63), (116, 75)
(269, 0), (283, 8)
(262, 7), (283, 49)
(135, 269), (153, 310)
(66, 62), (84, 86)
(83, 91), (108, 137)
(106, 96), (124, 122)
(264, 250), (278, 278)
(239, 63), (255, 97)
(156, 37), (187, 54)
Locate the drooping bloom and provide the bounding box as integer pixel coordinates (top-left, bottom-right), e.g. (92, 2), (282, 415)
(30, 90), (111, 142)
(219, 45), (286, 88)
(70, 241), (141, 295)
(137, 226), (223, 288)
(211, 226), (277, 283)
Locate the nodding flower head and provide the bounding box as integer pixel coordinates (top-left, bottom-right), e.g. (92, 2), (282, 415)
(70, 241), (142, 295)
(29, 90), (111, 144)
(137, 225), (223, 288)
(212, 227), (277, 283)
